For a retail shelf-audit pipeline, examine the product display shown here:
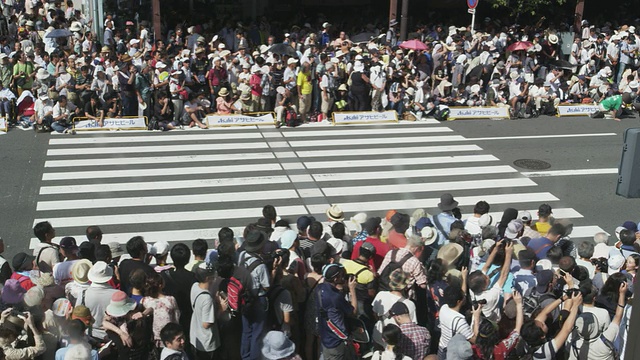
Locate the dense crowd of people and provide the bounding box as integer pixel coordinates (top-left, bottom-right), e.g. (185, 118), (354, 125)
(0, 3), (639, 133)
(0, 196), (634, 360)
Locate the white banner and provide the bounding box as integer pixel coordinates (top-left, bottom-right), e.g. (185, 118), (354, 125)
(74, 117), (147, 130)
(332, 111), (398, 125)
(557, 104), (600, 116)
(448, 107), (510, 120)
(0, 117), (6, 132)
(206, 113), (276, 127)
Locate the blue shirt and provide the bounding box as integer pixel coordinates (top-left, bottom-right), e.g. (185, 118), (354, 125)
(433, 212), (456, 245)
(527, 236), (554, 259)
(316, 282), (354, 349)
(480, 263), (514, 294)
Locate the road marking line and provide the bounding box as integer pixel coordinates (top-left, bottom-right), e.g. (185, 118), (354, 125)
(304, 154), (498, 169)
(313, 165), (517, 182)
(469, 133), (617, 141)
(49, 132), (264, 145)
(280, 127), (452, 138)
(323, 178), (536, 197)
(42, 163), (283, 180)
(45, 153), (275, 167)
(296, 144), (482, 158)
(47, 142), (268, 156)
(37, 189), (299, 211)
(287, 135), (466, 147)
(571, 226), (608, 238)
(522, 168), (618, 178)
(39, 175), (292, 194)
(305, 192), (559, 213)
(33, 205), (308, 228)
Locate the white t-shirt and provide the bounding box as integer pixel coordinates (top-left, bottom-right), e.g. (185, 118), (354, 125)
(372, 349), (411, 360)
(438, 304), (473, 349)
(189, 284), (220, 352)
(53, 259), (80, 285)
(464, 216), (482, 235)
(470, 283), (502, 322)
(566, 320), (619, 360)
(582, 305), (611, 331)
(371, 292), (416, 346)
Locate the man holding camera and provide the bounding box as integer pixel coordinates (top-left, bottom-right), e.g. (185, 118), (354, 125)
(467, 240), (514, 321)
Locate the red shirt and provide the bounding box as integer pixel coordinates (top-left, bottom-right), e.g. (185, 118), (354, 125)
(387, 229), (407, 250)
(351, 237), (392, 272)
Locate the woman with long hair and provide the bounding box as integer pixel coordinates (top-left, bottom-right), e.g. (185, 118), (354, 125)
(496, 208), (518, 239)
(596, 272), (629, 318)
(141, 272), (180, 347)
(472, 292), (524, 359)
(371, 324), (411, 360)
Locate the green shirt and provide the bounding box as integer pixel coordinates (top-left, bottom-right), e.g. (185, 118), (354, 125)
(13, 61), (34, 89)
(601, 95), (623, 111)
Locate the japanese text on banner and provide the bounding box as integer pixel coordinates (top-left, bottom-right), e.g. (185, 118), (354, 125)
(448, 107), (510, 119)
(333, 111), (397, 124)
(206, 114), (275, 127)
(557, 105), (600, 116)
(75, 118), (146, 130)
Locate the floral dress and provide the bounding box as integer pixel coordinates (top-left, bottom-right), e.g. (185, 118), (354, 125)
(141, 295), (181, 346)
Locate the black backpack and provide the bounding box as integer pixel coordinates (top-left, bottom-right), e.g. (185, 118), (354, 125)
(378, 249), (414, 291)
(434, 107), (450, 121)
(522, 288), (556, 318)
(266, 285), (287, 329)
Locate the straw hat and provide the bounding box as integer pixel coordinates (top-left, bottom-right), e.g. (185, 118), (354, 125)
(437, 243), (464, 266)
(326, 204), (344, 222)
(218, 87), (229, 97)
(72, 259), (92, 284)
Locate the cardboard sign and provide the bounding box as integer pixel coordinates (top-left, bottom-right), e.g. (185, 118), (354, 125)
(74, 117), (147, 130)
(206, 113), (276, 127)
(0, 117), (6, 132)
(332, 111), (398, 125)
(556, 104), (600, 117)
(448, 107), (510, 120)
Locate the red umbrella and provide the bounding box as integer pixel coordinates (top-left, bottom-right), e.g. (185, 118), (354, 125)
(399, 39), (428, 51)
(506, 41), (534, 52)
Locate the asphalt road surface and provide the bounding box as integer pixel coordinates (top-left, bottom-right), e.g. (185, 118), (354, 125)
(0, 115), (637, 260)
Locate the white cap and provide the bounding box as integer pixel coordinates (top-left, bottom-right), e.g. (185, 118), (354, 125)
(287, 58), (298, 65)
(129, 39), (140, 45)
(153, 241), (170, 256)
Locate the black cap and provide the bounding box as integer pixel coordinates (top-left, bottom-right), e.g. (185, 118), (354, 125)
(59, 236), (78, 250)
(12, 252), (34, 272)
(389, 302), (410, 316)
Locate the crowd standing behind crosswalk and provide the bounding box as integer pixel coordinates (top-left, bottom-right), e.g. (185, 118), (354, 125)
(0, 195), (635, 360)
(1, 4), (640, 133)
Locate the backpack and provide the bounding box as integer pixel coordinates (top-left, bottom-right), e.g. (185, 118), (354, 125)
(285, 109), (298, 127)
(434, 106), (450, 121)
(378, 249), (414, 291)
(266, 285), (287, 329)
(522, 288), (556, 318)
(224, 255), (263, 317)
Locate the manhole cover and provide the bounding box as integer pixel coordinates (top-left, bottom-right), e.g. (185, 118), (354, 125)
(513, 159), (551, 170)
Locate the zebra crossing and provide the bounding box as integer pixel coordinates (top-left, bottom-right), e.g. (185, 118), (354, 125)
(31, 121), (606, 248)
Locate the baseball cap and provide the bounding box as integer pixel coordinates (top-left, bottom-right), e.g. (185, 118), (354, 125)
(415, 217), (433, 231)
(622, 221), (638, 232)
(504, 219), (524, 239)
(360, 242), (376, 256)
(535, 269), (554, 293)
(296, 216), (315, 231)
(389, 301), (410, 316)
(608, 255), (625, 275)
(519, 211), (532, 222)
(59, 236), (78, 250)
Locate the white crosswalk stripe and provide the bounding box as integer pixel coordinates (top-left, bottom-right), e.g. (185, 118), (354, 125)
(33, 123), (606, 248)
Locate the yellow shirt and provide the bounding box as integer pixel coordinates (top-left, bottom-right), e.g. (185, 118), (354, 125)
(342, 259), (375, 285)
(296, 71), (313, 95)
(532, 221), (551, 235)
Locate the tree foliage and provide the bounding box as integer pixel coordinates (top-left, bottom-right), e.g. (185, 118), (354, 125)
(486, 0), (567, 16)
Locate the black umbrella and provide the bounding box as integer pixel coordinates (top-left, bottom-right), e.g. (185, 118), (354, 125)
(268, 43), (297, 58)
(552, 59), (575, 71)
(350, 32), (376, 44)
(45, 29), (73, 39)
